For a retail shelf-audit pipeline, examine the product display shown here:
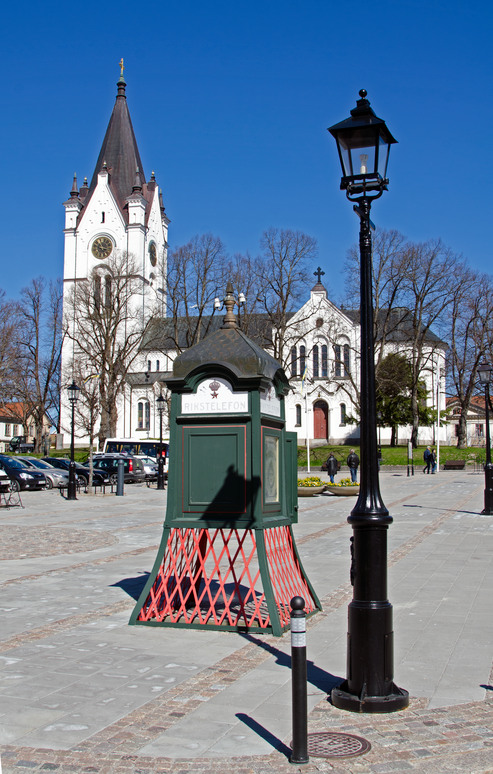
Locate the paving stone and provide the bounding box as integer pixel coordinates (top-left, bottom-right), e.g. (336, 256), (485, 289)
(0, 476), (492, 773)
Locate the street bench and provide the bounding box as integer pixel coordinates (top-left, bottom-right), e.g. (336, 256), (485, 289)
(443, 460), (465, 470)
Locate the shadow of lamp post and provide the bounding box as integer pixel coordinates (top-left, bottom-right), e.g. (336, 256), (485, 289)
(327, 90), (409, 712)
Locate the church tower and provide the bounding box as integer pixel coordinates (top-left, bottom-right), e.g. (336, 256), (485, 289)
(60, 62), (169, 446)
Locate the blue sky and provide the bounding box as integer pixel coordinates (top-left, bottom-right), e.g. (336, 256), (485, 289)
(1, 0), (491, 304)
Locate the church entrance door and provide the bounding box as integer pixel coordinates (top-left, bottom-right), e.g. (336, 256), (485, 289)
(313, 400), (328, 440)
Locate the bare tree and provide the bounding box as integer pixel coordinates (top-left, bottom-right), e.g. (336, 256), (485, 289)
(13, 278), (62, 450)
(397, 239), (465, 446)
(0, 290), (18, 404)
(254, 228), (318, 366)
(345, 228), (409, 368)
(165, 234), (229, 351)
(64, 252), (156, 447)
(447, 271), (493, 447)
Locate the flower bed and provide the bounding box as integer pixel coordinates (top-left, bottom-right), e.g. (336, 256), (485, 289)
(325, 477), (359, 496)
(297, 476), (327, 497)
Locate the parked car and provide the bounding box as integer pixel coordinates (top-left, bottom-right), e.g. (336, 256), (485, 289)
(134, 455), (159, 481)
(88, 454), (146, 484)
(9, 435), (35, 453)
(0, 465), (10, 493)
(0, 455), (47, 491)
(17, 457), (70, 489)
(42, 457), (110, 487)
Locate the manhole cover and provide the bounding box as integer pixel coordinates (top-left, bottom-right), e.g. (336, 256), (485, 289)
(306, 732), (371, 759)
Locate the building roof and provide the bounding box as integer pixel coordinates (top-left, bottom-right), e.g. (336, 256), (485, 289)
(446, 395), (488, 415)
(141, 305), (445, 354)
(0, 402), (28, 421)
(74, 74), (164, 226)
(142, 313), (274, 352)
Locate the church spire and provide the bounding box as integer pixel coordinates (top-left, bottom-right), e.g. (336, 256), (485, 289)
(85, 61), (146, 214)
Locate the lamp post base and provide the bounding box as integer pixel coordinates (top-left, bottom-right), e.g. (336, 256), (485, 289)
(331, 681), (409, 713)
(482, 462), (493, 515)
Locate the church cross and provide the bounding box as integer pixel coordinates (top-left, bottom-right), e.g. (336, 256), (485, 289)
(119, 58), (125, 77)
(314, 266), (325, 284)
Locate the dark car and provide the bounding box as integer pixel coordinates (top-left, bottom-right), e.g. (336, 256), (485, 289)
(42, 457), (110, 486)
(0, 455), (47, 491)
(17, 457), (70, 489)
(88, 454), (146, 484)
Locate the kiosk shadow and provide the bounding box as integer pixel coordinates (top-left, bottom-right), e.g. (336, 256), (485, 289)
(111, 572), (150, 601)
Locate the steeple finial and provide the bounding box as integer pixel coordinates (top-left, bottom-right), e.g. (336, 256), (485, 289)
(117, 58), (126, 98)
(70, 173), (79, 198)
(132, 167), (143, 193)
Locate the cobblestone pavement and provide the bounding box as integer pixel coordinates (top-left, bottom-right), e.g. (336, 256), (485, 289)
(0, 472), (492, 773)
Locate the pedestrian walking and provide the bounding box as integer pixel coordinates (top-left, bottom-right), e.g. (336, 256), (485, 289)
(423, 446), (432, 474)
(326, 453), (338, 483)
(431, 448), (437, 474)
(347, 449), (360, 483)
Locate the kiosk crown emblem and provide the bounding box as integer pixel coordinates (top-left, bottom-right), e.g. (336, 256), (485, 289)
(209, 380), (220, 398)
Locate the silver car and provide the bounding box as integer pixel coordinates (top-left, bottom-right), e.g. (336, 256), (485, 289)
(134, 455), (159, 481)
(17, 457), (70, 490)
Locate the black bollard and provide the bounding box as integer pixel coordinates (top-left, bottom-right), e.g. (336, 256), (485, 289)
(116, 458), (124, 496)
(290, 596), (309, 765)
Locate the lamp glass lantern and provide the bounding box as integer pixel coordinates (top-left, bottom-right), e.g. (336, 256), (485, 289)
(478, 364), (493, 385)
(67, 381), (80, 404)
(328, 89), (397, 197)
(156, 394), (165, 415)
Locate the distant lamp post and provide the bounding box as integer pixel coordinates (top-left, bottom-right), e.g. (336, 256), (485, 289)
(478, 364), (493, 515)
(328, 91), (408, 712)
(156, 394), (166, 490)
(67, 380), (80, 500)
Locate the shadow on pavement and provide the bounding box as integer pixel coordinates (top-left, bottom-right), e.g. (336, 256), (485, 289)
(236, 712), (292, 757)
(111, 572), (150, 600)
(241, 632), (343, 694)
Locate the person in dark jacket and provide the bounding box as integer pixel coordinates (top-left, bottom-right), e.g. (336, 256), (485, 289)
(326, 453), (338, 483)
(347, 449), (360, 483)
(423, 446), (432, 474)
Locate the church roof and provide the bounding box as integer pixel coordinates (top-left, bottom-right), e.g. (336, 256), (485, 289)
(142, 314), (274, 352)
(76, 70), (163, 225)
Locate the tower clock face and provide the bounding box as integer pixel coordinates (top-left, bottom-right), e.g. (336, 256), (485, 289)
(92, 236), (113, 259)
(149, 242), (157, 267)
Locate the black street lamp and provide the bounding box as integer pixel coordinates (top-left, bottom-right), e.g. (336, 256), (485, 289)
(328, 91), (408, 712)
(67, 380), (80, 500)
(478, 364), (493, 515)
(156, 394), (166, 490)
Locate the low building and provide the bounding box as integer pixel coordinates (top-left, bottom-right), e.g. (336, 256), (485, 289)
(445, 395), (492, 447)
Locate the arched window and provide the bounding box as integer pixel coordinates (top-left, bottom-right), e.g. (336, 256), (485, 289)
(137, 400), (150, 430)
(340, 403), (347, 426)
(104, 275), (112, 308)
(334, 343), (350, 377)
(156, 360), (160, 371)
(291, 346), (297, 377)
(295, 404), (302, 426)
(321, 345), (328, 377)
(299, 345), (306, 377)
(313, 345), (319, 378)
(334, 344), (341, 377)
(343, 344), (350, 376)
(94, 275), (102, 309)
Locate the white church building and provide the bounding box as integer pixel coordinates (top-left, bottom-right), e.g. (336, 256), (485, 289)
(60, 70), (447, 450)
